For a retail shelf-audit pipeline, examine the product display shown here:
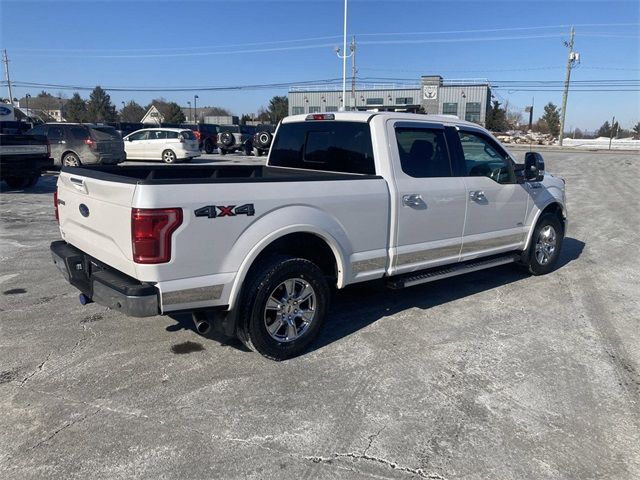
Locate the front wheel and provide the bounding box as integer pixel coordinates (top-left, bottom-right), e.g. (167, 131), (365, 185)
(237, 256), (330, 360)
(524, 214), (563, 275)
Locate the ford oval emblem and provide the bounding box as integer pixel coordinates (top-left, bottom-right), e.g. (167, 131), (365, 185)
(79, 204), (90, 218)
(0, 106), (11, 116)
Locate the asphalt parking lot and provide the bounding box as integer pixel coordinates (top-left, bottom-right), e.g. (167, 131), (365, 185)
(1, 149), (639, 479)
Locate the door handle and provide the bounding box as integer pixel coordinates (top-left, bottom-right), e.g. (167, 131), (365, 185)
(529, 183), (542, 189)
(402, 194), (424, 208)
(469, 191), (486, 201)
(69, 177), (88, 193)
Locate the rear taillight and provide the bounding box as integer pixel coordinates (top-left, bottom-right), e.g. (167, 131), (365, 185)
(131, 208), (182, 264)
(194, 131), (202, 141)
(53, 190), (59, 223)
(84, 138), (96, 149)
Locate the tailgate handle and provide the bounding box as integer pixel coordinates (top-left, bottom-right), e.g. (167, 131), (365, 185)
(69, 177), (88, 194)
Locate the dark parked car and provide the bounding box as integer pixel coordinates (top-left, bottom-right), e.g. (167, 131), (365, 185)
(252, 124), (277, 157)
(27, 123), (125, 166)
(105, 122), (144, 138)
(178, 123), (219, 154)
(217, 124), (256, 155)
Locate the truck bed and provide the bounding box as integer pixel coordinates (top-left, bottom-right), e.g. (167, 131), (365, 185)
(61, 164), (381, 184)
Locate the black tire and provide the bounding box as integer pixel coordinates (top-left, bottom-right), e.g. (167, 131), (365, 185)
(244, 142), (253, 156)
(204, 140), (214, 154)
(23, 172), (40, 188)
(257, 131), (272, 148)
(524, 213), (563, 275)
(162, 149), (177, 163)
(220, 132), (234, 147)
(219, 148), (226, 155)
(62, 153), (81, 167)
(4, 175), (32, 189)
(237, 255), (330, 360)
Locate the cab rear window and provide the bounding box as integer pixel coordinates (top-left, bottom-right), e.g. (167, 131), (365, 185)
(269, 121), (375, 175)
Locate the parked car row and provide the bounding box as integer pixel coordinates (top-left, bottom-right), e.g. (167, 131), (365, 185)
(23, 121), (278, 167)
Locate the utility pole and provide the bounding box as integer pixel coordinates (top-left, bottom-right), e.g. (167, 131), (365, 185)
(609, 115), (616, 150)
(2, 49), (14, 104)
(334, 0), (353, 111)
(559, 27), (579, 146)
(526, 97), (534, 131)
(350, 36), (357, 111)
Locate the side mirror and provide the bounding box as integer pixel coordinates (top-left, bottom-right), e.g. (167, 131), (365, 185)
(524, 152), (545, 182)
(126, 137), (132, 142)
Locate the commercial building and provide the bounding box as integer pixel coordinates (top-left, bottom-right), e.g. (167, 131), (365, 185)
(288, 75), (492, 126)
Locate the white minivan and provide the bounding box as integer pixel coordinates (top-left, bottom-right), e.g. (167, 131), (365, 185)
(123, 128), (200, 163)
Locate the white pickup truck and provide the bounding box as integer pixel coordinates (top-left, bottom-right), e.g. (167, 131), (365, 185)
(51, 112), (567, 359)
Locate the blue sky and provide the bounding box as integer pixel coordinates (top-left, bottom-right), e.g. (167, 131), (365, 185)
(1, 0), (638, 130)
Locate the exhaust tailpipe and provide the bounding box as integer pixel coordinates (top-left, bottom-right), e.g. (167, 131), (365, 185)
(192, 312), (211, 335)
(79, 293), (93, 305)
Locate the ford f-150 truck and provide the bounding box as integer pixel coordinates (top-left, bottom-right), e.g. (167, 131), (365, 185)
(50, 112), (567, 360)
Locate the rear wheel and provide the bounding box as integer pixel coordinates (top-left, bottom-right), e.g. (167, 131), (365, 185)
(524, 214), (563, 275)
(162, 149), (177, 163)
(204, 140), (214, 154)
(237, 256), (329, 360)
(62, 153), (81, 167)
(4, 173), (39, 189)
(219, 148), (226, 155)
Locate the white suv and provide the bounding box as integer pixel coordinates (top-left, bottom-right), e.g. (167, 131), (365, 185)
(123, 128), (200, 163)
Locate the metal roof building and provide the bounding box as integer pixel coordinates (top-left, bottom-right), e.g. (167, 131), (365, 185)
(288, 75), (492, 126)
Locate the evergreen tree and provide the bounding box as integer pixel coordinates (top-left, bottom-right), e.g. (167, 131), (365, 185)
(541, 102), (560, 138)
(120, 100), (145, 122)
(86, 86), (117, 122)
(64, 93), (88, 122)
(596, 121), (611, 138)
(267, 96), (288, 123)
(485, 100), (508, 132)
(632, 122), (640, 139)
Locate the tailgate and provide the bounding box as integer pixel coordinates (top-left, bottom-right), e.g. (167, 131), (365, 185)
(57, 171), (137, 277)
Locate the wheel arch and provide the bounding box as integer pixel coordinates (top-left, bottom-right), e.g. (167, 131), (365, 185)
(225, 209), (351, 310)
(523, 201), (566, 251)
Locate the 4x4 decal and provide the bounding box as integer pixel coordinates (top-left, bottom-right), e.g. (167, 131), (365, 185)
(194, 204), (255, 219)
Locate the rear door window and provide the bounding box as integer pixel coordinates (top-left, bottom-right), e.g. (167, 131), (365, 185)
(395, 126), (452, 177)
(269, 121), (375, 175)
(48, 126), (64, 141)
(166, 131), (179, 139)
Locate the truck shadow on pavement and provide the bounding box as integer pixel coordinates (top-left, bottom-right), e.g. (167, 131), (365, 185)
(310, 237), (585, 354)
(165, 238), (584, 356)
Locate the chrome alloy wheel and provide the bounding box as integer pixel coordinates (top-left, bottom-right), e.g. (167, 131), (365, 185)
(535, 225), (557, 265)
(263, 278), (316, 343)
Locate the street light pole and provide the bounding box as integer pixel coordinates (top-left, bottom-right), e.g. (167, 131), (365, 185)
(187, 101), (192, 123)
(334, 0), (352, 111)
(194, 95), (199, 123)
(25, 93), (31, 120)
